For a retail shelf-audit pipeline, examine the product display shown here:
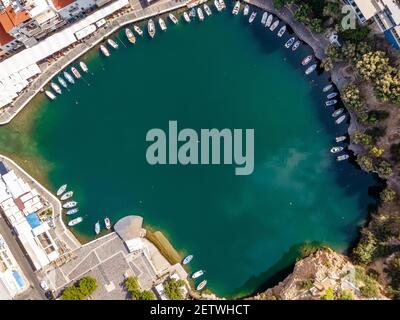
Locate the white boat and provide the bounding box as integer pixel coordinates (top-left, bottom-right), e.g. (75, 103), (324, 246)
(204, 4), (212, 16)
(302, 55), (313, 66)
(182, 255), (193, 264)
(337, 154), (349, 161)
(63, 71), (75, 84)
(270, 19), (280, 31)
(305, 63), (317, 75)
(197, 7), (204, 21)
(66, 208), (79, 215)
(261, 12), (268, 24)
(125, 28), (136, 44)
(265, 14), (273, 27)
(79, 61), (88, 73)
(71, 67), (81, 79)
(190, 8), (196, 18)
(95, 221), (100, 235)
(148, 19), (156, 38)
(61, 191), (74, 201)
(323, 84), (333, 92)
(327, 92), (338, 99)
(336, 136), (346, 143)
(107, 39), (119, 49)
(104, 217), (111, 230)
(214, 0), (222, 11)
(50, 82), (62, 94)
(243, 4), (249, 16)
(292, 40), (301, 51)
(134, 25), (143, 36)
(249, 11), (257, 23)
(219, 0), (226, 10)
(169, 13), (178, 24)
(335, 115), (346, 124)
(192, 270), (205, 279)
(196, 280), (207, 291)
(58, 76), (67, 88)
(284, 37), (295, 48)
(232, 1), (240, 15)
(57, 184), (67, 196)
(330, 146), (344, 153)
(183, 12), (191, 22)
(159, 17), (167, 31)
(100, 44), (110, 57)
(68, 217), (83, 227)
(277, 25), (286, 37)
(45, 90), (56, 100)
(326, 99), (338, 106)
(63, 201), (77, 209)
(332, 108), (344, 117)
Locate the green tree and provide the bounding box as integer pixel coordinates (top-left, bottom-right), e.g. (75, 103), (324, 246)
(352, 231), (378, 265)
(342, 84), (363, 111)
(357, 155), (374, 172)
(352, 131), (372, 146)
(299, 279), (314, 290)
(140, 290), (156, 300)
(375, 160), (393, 176)
(323, 2), (340, 19)
(163, 278), (186, 300)
(380, 188), (396, 203)
(356, 51), (390, 81)
(78, 276), (97, 296)
(294, 4), (312, 23)
(61, 286), (85, 300)
(338, 289), (353, 300)
(125, 276), (140, 292)
(321, 287), (334, 300)
(321, 58), (333, 71)
(369, 146), (385, 158)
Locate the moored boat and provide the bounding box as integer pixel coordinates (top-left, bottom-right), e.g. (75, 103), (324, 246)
(58, 76), (67, 88)
(95, 221), (100, 235)
(330, 146), (344, 153)
(190, 8), (196, 17)
(45, 90), (56, 100)
(159, 17), (167, 31)
(50, 82), (62, 94)
(104, 216), (111, 230)
(63, 201), (78, 209)
(182, 255), (193, 265)
(284, 37), (295, 49)
(183, 11), (191, 22)
(326, 99), (338, 106)
(169, 13), (178, 24)
(265, 14), (273, 27)
(192, 270), (205, 279)
(302, 55), (313, 66)
(68, 217), (83, 227)
(134, 25), (143, 36)
(79, 61), (88, 73)
(323, 84), (333, 92)
(243, 4), (249, 16)
(270, 19), (280, 31)
(125, 28), (136, 44)
(100, 44), (110, 57)
(249, 11), (257, 23)
(305, 63), (317, 75)
(71, 67), (81, 79)
(214, 0), (222, 11)
(327, 92), (338, 99)
(148, 19), (156, 38)
(232, 1), (240, 15)
(66, 208), (79, 215)
(61, 191), (74, 201)
(63, 71), (75, 84)
(332, 108), (344, 117)
(107, 39), (119, 49)
(219, 0), (226, 9)
(335, 114), (346, 124)
(261, 12), (268, 24)
(336, 136), (347, 143)
(204, 4), (212, 16)
(337, 154), (349, 161)
(197, 7), (204, 21)
(196, 280), (207, 291)
(277, 25), (286, 37)
(57, 184), (67, 196)
(292, 40), (301, 51)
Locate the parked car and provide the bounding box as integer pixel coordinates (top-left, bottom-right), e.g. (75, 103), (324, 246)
(40, 280), (49, 291)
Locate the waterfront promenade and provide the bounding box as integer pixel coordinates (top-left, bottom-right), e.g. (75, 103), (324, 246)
(0, 0), (192, 125)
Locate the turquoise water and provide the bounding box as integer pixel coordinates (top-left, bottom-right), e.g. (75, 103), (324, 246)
(20, 10), (376, 297)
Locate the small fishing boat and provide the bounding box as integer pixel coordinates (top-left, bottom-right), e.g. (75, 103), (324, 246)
(183, 11), (191, 23)
(63, 71), (75, 84)
(148, 19), (156, 38)
(249, 11), (257, 23)
(323, 84), (333, 92)
(68, 217), (83, 227)
(261, 12), (268, 24)
(159, 17), (167, 31)
(61, 191), (74, 201)
(134, 25), (143, 36)
(57, 184), (67, 196)
(45, 90), (56, 100)
(79, 61), (88, 73)
(265, 14), (273, 27)
(270, 19), (280, 31)
(232, 1), (240, 15)
(214, 0), (222, 12)
(50, 82), (62, 94)
(305, 64), (317, 75)
(107, 39), (119, 49)
(104, 216), (111, 230)
(335, 115), (346, 124)
(190, 8), (196, 17)
(58, 76), (67, 88)
(284, 37), (295, 49)
(204, 4), (212, 16)
(196, 280), (207, 291)
(100, 44), (110, 57)
(243, 4), (249, 16)
(71, 67), (81, 79)
(66, 208), (79, 215)
(63, 201), (77, 209)
(332, 108), (344, 117)
(330, 146), (344, 153)
(327, 92), (338, 99)
(219, 0), (226, 10)
(95, 221), (100, 235)
(192, 270), (205, 279)
(197, 7), (204, 21)
(336, 136), (347, 143)
(277, 25), (286, 37)
(292, 40), (301, 51)
(337, 154), (349, 161)
(302, 55), (313, 66)
(125, 28), (136, 44)
(326, 99), (338, 106)
(182, 255), (193, 265)
(169, 13), (178, 24)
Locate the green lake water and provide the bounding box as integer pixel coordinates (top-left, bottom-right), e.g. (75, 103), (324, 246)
(0, 10), (377, 297)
